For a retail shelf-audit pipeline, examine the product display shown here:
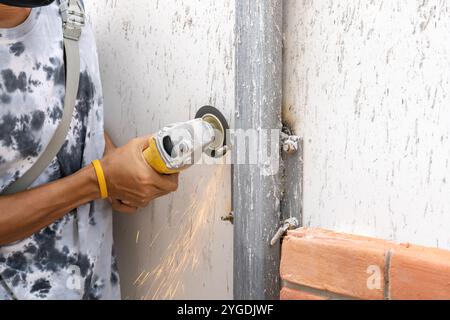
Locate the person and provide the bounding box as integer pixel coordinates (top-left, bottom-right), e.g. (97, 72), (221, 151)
(0, 0), (179, 299)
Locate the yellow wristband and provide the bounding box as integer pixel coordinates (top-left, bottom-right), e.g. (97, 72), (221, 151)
(92, 160), (108, 199)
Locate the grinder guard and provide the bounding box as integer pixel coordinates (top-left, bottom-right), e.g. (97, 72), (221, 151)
(143, 106), (229, 174)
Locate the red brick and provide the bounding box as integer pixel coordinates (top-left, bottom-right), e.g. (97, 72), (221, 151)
(390, 245), (450, 300)
(281, 228), (450, 300)
(288, 228), (392, 247)
(280, 287), (327, 300)
(280, 228), (388, 300)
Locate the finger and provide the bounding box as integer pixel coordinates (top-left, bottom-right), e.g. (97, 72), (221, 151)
(112, 200), (138, 214)
(119, 199), (145, 208)
(116, 194), (151, 208)
(158, 173), (179, 192)
(136, 135), (153, 151)
(120, 199), (133, 206)
(151, 171), (178, 186)
(169, 173), (179, 189)
(168, 173), (179, 183)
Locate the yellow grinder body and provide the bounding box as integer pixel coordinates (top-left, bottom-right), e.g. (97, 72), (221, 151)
(143, 106), (229, 174)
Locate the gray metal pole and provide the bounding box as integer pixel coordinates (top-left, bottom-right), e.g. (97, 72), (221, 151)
(233, 0), (283, 300)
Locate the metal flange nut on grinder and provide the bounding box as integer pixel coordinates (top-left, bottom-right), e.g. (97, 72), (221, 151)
(143, 106), (230, 175)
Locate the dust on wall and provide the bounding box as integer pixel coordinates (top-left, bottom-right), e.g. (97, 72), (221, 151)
(85, 0), (235, 299)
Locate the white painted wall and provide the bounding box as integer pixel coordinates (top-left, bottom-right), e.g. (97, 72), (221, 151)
(85, 0), (234, 299)
(283, 0), (450, 249)
(85, 0), (450, 298)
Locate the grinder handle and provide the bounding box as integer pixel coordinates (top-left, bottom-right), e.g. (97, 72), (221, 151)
(143, 137), (181, 175)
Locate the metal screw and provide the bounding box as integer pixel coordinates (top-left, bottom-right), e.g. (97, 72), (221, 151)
(221, 212), (234, 224)
(281, 132), (300, 154)
(283, 139), (298, 153)
(270, 217), (299, 246)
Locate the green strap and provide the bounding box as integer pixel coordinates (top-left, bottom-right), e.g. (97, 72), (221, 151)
(3, 0), (84, 195)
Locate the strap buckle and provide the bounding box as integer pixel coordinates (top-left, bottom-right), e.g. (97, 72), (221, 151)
(60, 0), (85, 41)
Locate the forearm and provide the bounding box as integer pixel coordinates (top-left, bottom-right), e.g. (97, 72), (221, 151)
(0, 165), (100, 245)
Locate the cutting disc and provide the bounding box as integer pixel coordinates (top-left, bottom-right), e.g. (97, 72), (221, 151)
(195, 106), (230, 158)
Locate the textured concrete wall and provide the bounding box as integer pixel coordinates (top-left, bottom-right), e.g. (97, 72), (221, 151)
(283, 0), (450, 249)
(85, 0), (234, 299)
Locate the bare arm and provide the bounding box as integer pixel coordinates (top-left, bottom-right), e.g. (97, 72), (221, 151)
(0, 7), (100, 244)
(0, 132), (178, 246)
(0, 166), (99, 245)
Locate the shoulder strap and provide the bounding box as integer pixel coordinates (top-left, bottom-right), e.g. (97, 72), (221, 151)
(3, 0), (85, 195)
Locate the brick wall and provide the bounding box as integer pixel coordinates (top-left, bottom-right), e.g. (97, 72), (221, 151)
(280, 228), (450, 300)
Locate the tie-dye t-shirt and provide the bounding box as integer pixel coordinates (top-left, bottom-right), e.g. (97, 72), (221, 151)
(0, 2), (120, 300)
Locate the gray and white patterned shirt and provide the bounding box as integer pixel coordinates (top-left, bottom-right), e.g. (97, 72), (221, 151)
(0, 1), (120, 300)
